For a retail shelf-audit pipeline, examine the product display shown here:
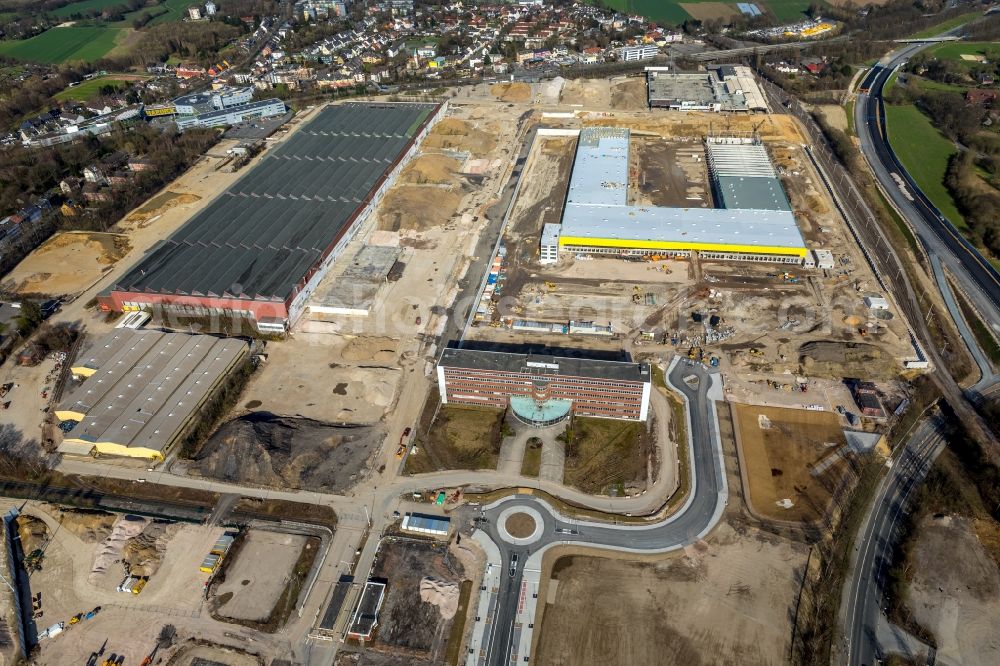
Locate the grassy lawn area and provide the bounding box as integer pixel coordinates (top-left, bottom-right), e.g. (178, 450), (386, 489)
(844, 99), (855, 135)
(929, 40), (1000, 66)
(562, 417), (650, 495)
(406, 405), (505, 473)
(884, 103), (967, 230)
(907, 11), (980, 39)
(54, 75), (128, 101)
(911, 76), (969, 94)
(0, 26), (123, 63)
(521, 438), (542, 477)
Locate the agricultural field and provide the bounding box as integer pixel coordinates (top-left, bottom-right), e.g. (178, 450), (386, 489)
(763, 0), (812, 21)
(49, 0), (131, 18)
(884, 103), (966, 229)
(0, 26), (123, 63)
(54, 75), (130, 101)
(586, 0), (811, 24)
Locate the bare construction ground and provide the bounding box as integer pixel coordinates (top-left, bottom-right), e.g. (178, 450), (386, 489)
(2, 231), (129, 297)
(610, 77), (649, 111)
(630, 136), (710, 208)
(905, 514), (1000, 665)
(0, 501), (300, 666)
(213, 530), (309, 623)
(240, 335), (404, 424)
(369, 538), (468, 663)
(469, 116), (913, 378)
(732, 403), (848, 523)
(188, 412), (384, 493)
(535, 521), (809, 665)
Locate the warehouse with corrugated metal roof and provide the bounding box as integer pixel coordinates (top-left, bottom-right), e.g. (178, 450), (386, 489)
(56, 329), (249, 460)
(99, 102), (442, 331)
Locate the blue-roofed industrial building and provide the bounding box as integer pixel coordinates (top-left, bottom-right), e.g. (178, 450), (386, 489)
(545, 127), (808, 265)
(401, 512), (451, 536)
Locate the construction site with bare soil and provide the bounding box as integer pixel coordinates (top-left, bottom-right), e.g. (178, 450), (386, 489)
(357, 537), (472, 665)
(0, 501), (309, 666)
(465, 108), (919, 412)
(534, 519), (810, 666)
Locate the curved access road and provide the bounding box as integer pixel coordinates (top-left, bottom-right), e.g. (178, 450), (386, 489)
(855, 44), (1000, 397)
(464, 358), (729, 666)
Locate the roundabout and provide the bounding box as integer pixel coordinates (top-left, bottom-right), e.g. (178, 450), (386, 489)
(496, 505), (544, 545)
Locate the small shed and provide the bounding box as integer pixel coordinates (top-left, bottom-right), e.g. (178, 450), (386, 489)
(864, 296), (889, 311)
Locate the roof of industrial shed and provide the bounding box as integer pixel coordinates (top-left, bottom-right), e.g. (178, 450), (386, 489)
(58, 329), (248, 453)
(181, 98), (284, 122)
(706, 140), (792, 211)
(440, 347), (650, 383)
(560, 128), (804, 251)
(111, 102), (438, 303)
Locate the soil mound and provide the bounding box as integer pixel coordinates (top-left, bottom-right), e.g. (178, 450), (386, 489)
(423, 118), (497, 154)
(490, 82), (531, 102)
(123, 521), (176, 577)
(799, 340), (894, 378)
(90, 514), (149, 583)
(420, 576), (460, 619)
(190, 412), (384, 493)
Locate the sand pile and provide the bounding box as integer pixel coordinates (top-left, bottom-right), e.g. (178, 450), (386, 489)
(490, 82), (531, 103)
(90, 515), (149, 583)
(17, 516), (48, 553)
(379, 185), (463, 231)
(403, 155), (461, 184)
(341, 336), (399, 363)
(424, 118), (498, 155)
(123, 191), (201, 226)
(420, 576), (460, 619)
(122, 521), (176, 577)
(56, 508), (117, 543)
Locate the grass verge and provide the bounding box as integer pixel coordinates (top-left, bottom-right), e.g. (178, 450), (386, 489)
(445, 580), (473, 666)
(231, 497), (338, 530)
(952, 281), (1000, 368)
(906, 11), (979, 39)
(521, 439), (542, 477)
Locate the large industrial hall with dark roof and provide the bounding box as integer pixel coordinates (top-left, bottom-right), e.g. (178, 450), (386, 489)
(99, 101), (442, 331)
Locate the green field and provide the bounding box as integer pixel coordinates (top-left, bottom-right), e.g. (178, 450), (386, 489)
(764, 0), (812, 21)
(0, 26), (123, 63)
(586, 0), (810, 25)
(907, 11), (980, 40)
(885, 103), (967, 230)
(50, 0), (129, 18)
(929, 41), (1000, 67)
(148, 0), (193, 25)
(54, 75), (129, 101)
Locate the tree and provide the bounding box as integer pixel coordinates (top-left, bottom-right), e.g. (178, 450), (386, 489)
(157, 623), (177, 649)
(15, 301), (43, 336)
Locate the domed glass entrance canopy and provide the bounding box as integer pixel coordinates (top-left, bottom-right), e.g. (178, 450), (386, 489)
(509, 396), (572, 427)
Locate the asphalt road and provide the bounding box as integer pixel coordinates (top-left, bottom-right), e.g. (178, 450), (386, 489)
(471, 360), (728, 665)
(855, 47), (1000, 391)
(842, 419), (945, 666)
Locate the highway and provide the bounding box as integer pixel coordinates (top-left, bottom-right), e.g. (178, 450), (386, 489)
(854, 45), (1000, 397)
(465, 359), (728, 665)
(841, 418), (945, 666)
